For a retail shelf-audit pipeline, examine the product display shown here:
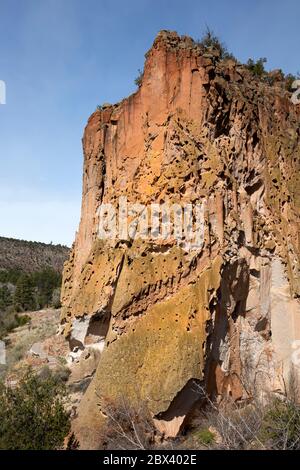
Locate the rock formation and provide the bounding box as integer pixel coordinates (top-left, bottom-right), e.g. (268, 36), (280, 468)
(61, 31), (300, 448)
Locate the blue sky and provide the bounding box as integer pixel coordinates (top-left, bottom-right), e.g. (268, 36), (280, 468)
(0, 0), (299, 246)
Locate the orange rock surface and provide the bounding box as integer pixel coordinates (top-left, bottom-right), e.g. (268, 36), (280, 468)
(61, 31), (300, 448)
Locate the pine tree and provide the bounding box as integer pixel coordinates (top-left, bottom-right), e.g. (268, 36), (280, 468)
(14, 274), (36, 312)
(0, 286), (12, 310)
(33, 268), (61, 308)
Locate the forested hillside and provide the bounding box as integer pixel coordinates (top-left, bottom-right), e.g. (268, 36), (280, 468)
(0, 236), (69, 273)
(0, 237), (70, 338)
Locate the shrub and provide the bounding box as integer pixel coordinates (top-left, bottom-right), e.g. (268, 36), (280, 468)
(0, 308), (14, 338)
(51, 287), (61, 309)
(196, 27), (235, 61)
(196, 428), (215, 446)
(204, 400), (265, 450)
(261, 397), (300, 450)
(246, 57), (267, 77)
(0, 368), (70, 450)
(101, 396), (160, 450)
(53, 366), (71, 383)
(191, 381), (300, 450)
(134, 69), (143, 87)
(0, 308), (28, 339)
(38, 364), (70, 384)
(7, 342), (24, 364)
(0, 309), (31, 340)
(15, 313), (31, 327)
(285, 74), (297, 91)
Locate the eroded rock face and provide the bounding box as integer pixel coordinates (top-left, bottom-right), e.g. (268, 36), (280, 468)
(61, 31), (300, 448)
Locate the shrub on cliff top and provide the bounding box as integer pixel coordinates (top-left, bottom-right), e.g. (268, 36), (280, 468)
(134, 68), (143, 87)
(196, 27), (235, 61)
(246, 57), (267, 77)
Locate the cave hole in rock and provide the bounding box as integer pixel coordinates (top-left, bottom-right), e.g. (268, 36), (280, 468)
(252, 131), (259, 147)
(154, 379), (204, 436)
(237, 230), (246, 246)
(84, 313), (111, 350)
(250, 268), (260, 279)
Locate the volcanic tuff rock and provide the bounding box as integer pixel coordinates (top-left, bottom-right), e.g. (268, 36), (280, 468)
(61, 31), (300, 448)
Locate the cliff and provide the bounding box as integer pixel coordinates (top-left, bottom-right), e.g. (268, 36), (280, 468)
(61, 31), (300, 448)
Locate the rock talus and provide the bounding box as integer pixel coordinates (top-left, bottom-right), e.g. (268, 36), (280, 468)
(61, 31), (300, 448)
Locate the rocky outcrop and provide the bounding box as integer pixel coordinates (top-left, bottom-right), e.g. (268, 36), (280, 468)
(61, 31), (300, 448)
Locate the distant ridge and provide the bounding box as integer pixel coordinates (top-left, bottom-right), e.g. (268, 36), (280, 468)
(0, 236), (70, 273)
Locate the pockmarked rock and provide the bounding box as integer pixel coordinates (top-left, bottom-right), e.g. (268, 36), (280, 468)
(61, 30), (300, 448)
